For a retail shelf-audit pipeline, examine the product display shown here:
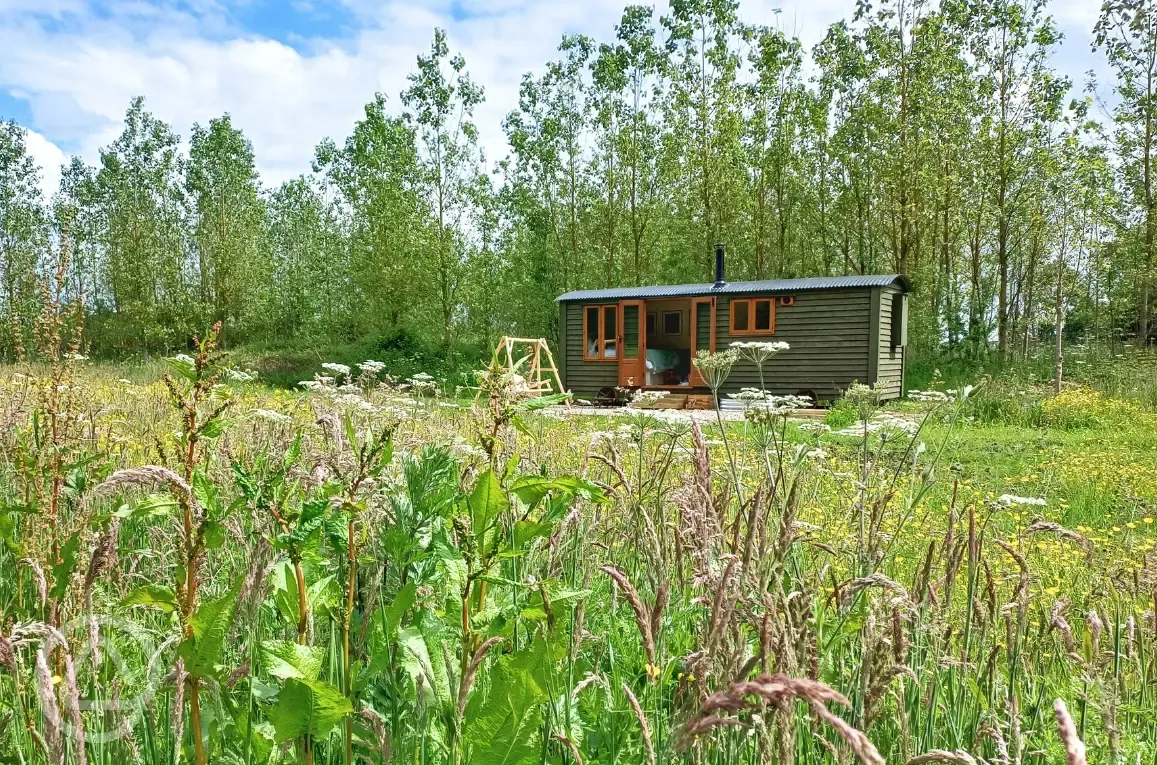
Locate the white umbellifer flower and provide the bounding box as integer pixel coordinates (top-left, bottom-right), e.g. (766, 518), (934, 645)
(629, 390), (669, 407)
(729, 388), (768, 403)
(321, 362), (351, 378)
(299, 380), (325, 391)
(838, 412), (918, 438)
(224, 368), (256, 383)
(335, 394), (376, 413)
(907, 389), (950, 403)
(118, 378), (133, 385)
(358, 360), (386, 375)
(805, 448), (828, 460)
(796, 421), (831, 433)
(174, 354), (195, 365)
(997, 494), (1048, 507)
(64, 352), (88, 361)
(249, 408), (293, 425)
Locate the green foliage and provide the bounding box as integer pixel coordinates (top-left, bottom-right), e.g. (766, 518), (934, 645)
(266, 677), (353, 745)
(178, 580), (242, 679)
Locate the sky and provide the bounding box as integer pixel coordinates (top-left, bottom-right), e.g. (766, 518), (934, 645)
(0, 0), (1107, 201)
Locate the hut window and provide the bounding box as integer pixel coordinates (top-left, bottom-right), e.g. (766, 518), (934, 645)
(730, 298), (775, 335)
(584, 304), (619, 361)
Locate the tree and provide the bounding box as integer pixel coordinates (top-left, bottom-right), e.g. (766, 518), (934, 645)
(92, 96), (190, 353)
(0, 119), (48, 357)
(402, 28), (485, 348)
(187, 114), (268, 340)
(1095, 0), (1157, 345)
(315, 93), (424, 336)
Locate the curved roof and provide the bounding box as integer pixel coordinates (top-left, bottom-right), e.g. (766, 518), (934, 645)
(556, 274), (910, 302)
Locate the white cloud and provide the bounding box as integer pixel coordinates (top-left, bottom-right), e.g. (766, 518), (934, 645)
(22, 128), (67, 201)
(0, 0), (1109, 203)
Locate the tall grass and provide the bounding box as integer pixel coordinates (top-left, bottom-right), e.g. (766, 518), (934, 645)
(0, 343), (1153, 765)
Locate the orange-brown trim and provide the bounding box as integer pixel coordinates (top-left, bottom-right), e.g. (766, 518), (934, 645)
(582, 303), (620, 361)
(729, 297), (776, 336)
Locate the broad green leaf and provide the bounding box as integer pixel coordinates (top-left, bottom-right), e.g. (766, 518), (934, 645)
(259, 640), (324, 682)
(382, 579), (417, 636)
(511, 393), (570, 413)
(509, 475), (608, 508)
(468, 470), (507, 538)
(178, 581), (241, 679)
(463, 642), (550, 765)
(50, 533), (80, 601)
(398, 617), (452, 712)
(164, 355), (197, 381)
(512, 520), (553, 551)
(266, 677), (352, 744)
(122, 584), (179, 613)
(113, 493), (178, 519)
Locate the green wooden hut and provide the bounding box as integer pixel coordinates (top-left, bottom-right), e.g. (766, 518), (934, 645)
(555, 246), (909, 403)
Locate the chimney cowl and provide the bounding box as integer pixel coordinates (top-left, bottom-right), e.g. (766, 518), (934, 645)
(714, 242), (726, 288)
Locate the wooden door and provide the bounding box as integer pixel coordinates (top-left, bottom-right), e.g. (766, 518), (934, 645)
(689, 297), (716, 387)
(618, 300), (646, 387)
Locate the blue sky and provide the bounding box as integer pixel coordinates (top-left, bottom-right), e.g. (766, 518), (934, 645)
(0, 0), (1106, 200)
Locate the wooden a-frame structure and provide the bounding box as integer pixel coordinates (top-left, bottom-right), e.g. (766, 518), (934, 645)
(495, 336), (566, 395)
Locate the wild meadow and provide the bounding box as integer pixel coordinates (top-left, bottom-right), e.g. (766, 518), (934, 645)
(1, 321), (1156, 765)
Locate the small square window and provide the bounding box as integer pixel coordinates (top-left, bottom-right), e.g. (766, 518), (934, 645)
(663, 311), (682, 335)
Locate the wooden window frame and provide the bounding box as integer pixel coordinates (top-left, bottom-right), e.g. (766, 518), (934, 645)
(583, 303), (620, 361)
(729, 298), (776, 335)
(662, 310), (682, 336)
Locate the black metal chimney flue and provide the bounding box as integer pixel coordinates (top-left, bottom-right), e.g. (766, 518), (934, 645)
(714, 242), (726, 288)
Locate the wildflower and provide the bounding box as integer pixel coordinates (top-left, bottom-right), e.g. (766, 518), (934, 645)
(746, 395), (812, 424)
(838, 413), (917, 438)
(173, 354), (195, 365)
(996, 495), (1048, 507)
(1144, 518), (1153, 525)
(630, 390), (670, 407)
(223, 368), (256, 383)
(63, 352), (88, 361)
(907, 389), (950, 403)
(645, 663), (661, 680)
(321, 362), (351, 379)
(728, 388), (768, 403)
(249, 408), (293, 425)
(358, 360), (386, 375)
(692, 349), (739, 392)
(730, 341), (790, 364)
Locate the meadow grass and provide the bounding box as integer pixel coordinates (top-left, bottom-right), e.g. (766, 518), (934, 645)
(0, 347), (1155, 765)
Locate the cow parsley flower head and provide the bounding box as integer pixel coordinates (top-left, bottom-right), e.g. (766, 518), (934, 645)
(358, 360), (386, 376)
(730, 341), (790, 364)
(630, 390), (669, 407)
(693, 349), (739, 391)
(321, 363), (351, 380)
(249, 408), (293, 425)
(729, 388), (769, 403)
(997, 494), (1047, 507)
(224, 368), (257, 383)
(838, 412), (918, 438)
(907, 389), (950, 403)
(174, 354), (195, 366)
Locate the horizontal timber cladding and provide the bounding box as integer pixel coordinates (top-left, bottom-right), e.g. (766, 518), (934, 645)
(560, 287), (895, 402)
(716, 289), (873, 401)
(876, 286), (905, 400)
(563, 302), (619, 397)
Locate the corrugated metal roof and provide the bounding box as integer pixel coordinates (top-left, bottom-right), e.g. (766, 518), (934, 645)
(555, 274), (909, 302)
